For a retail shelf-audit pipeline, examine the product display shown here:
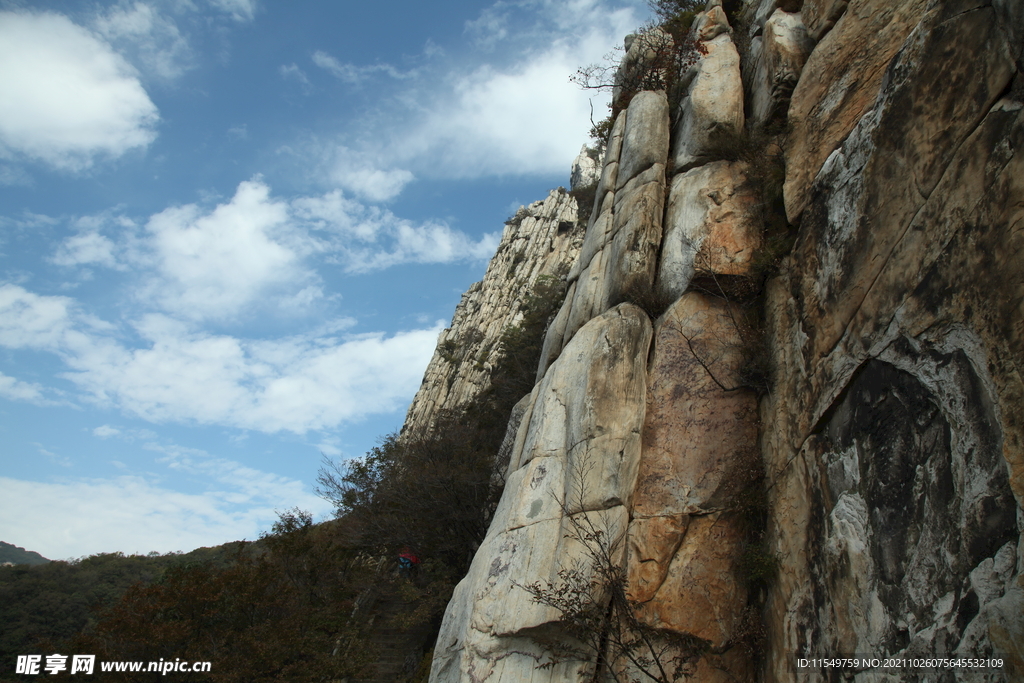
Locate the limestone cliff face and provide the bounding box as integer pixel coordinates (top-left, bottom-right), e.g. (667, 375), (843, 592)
(760, 0), (1024, 679)
(419, 0), (1024, 680)
(403, 186), (585, 436)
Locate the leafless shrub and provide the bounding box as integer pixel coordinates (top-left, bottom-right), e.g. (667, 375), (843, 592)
(516, 458), (710, 682)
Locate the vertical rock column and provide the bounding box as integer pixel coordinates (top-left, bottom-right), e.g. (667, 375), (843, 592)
(623, 293), (760, 682)
(538, 90), (670, 377)
(429, 305), (653, 683)
(618, 5), (764, 680)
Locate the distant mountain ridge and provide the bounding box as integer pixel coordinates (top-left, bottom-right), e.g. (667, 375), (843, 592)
(0, 541), (50, 566)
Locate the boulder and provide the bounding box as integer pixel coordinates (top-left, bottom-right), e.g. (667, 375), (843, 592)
(671, 33), (745, 172)
(615, 90), (670, 190)
(656, 161), (760, 302)
(512, 304), (652, 513)
(746, 9), (814, 129)
(430, 305), (653, 682)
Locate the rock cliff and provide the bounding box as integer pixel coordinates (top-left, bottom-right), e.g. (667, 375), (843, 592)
(403, 184), (587, 436)
(406, 0), (1024, 680)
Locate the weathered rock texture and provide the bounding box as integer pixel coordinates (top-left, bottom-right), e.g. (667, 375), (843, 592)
(403, 189), (583, 435)
(762, 0), (1024, 679)
(430, 304), (652, 682)
(420, 0), (1024, 680)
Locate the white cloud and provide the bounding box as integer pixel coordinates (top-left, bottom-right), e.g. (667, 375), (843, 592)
(279, 63), (311, 88)
(34, 442), (73, 468)
(331, 161), (412, 204)
(0, 11), (159, 171)
(0, 283), (444, 433)
(311, 50), (415, 84)
(404, 38), (612, 178)
(0, 284), (76, 350)
(52, 231), (120, 268)
(318, 146), (415, 202)
(45, 179), (494, 319)
(347, 221), (500, 272)
(208, 0), (257, 22)
(311, 51), (360, 82)
(93, 424), (121, 438)
(92, 2), (194, 81)
(0, 469), (329, 559)
(140, 179), (312, 320)
(51, 208), (135, 269)
(464, 4), (511, 49)
(291, 188), (499, 272)
(66, 318), (446, 433)
(0, 371), (52, 405)
(305, 2), (639, 185)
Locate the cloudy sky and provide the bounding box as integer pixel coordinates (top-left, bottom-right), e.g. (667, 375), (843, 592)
(0, 0), (648, 560)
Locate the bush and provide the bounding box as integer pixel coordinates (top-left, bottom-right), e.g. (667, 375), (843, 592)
(648, 0), (703, 43)
(569, 180), (599, 229)
(517, 457), (710, 682)
(572, 22), (706, 119)
(618, 274), (676, 321)
(43, 518), (376, 683)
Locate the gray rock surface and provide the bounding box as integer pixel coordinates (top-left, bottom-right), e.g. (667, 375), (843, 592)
(745, 9), (813, 130)
(430, 304), (652, 683)
(671, 32), (745, 172)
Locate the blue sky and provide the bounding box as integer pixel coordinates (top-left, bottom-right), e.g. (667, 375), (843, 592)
(0, 0), (648, 559)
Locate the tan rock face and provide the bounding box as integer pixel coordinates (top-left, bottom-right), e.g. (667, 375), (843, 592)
(672, 33), (745, 172)
(624, 292), (759, 669)
(427, 0), (1024, 680)
(657, 161), (760, 302)
(792, 2), (1016, 367)
(631, 513), (748, 646)
(633, 293), (760, 519)
(762, 3), (1024, 680)
(745, 9), (814, 130)
(430, 305), (652, 682)
(783, 0), (929, 222)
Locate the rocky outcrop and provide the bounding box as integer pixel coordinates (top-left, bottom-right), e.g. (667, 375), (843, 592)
(656, 160), (761, 301)
(625, 293), (760, 680)
(421, 0), (1024, 680)
(570, 146), (602, 191)
(761, 0), (1024, 680)
(430, 304), (652, 682)
(402, 189), (583, 435)
(743, 9), (813, 130)
(782, 0), (931, 222)
(538, 90), (670, 377)
(671, 32), (745, 172)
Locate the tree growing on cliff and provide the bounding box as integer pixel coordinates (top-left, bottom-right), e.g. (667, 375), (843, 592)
(572, 1), (705, 147)
(517, 460), (709, 683)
